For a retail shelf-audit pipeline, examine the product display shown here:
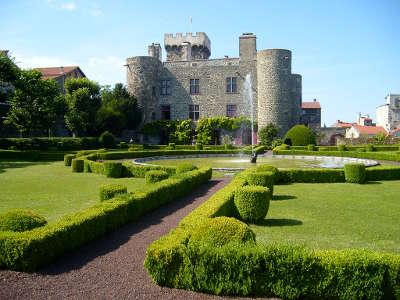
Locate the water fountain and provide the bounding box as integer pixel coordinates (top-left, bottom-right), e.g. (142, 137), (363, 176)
(243, 73), (257, 163)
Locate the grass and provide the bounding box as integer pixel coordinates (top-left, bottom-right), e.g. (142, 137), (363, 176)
(250, 181), (400, 253)
(0, 161), (146, 223)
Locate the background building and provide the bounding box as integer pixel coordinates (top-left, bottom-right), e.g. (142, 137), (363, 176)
(35, 66), (86, 94)
(300, 99), (321, 130)
(376, 94), (400, 132)
(126, 32), (306, 136)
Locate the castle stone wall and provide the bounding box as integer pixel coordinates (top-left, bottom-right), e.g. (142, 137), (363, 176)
(257, 49), (293, 135)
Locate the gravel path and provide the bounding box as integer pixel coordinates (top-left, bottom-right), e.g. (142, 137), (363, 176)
(0, 178), (274, 299)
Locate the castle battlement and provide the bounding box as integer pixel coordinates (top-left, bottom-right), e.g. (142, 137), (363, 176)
(164, 32), (211, 61)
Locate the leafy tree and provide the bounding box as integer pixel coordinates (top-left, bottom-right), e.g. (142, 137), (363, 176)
(169, 119), (193, 144)
(0, 52), (20, 83)
(5, 69), (62, 136)
(64, 78), (101, 137)
(258, 123), (279, 146)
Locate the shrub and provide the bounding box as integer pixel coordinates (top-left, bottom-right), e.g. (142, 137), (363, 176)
(99, 131), (116, 148)
(145, 170), (169, 184)
(99, 183), (127, 201)
(176, 163), (198, 174)
(168, 143), (176, 149)
(337, 144), (347, 151)
(224, 144), (234, 150)
(254, 165), (279, 178)
(366, 144), (376, 152)
(271, 138), (283, 149)
(357, 147), (366, 152)
(64, 154), (75, 166)
(258, 123), (279, 146)
(344, 163), (366, 184)
(284, 125), (316, 146)
(234, 185), (271, 223)
(0, 210), (47, 232)
(188, 217), (256, 248)
(119, 141), (128, 149)
(307, 144), (316, 151)
(103, 162), (123, 178)
(273, 144), (290, 151)
(195, 143), (203, 150)
(247, 171), (275, 195)
(71, 159), (84, 172)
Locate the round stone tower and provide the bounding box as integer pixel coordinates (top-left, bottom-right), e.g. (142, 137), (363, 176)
(126, 56), (161, 124)
(257, 49), (293, 136)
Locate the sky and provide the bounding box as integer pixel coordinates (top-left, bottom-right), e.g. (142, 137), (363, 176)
(1, 0), (399, 126)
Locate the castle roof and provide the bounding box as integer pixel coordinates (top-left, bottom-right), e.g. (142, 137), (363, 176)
(35, 66), (85, 80)
(302, 100), (320, 109)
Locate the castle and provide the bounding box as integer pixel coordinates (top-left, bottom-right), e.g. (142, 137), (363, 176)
(126, 32), (304, 136)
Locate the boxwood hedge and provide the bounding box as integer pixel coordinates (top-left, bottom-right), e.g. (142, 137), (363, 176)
(145, 170), (169, 184)
(99, 184), (127, 201)
(344, 163), (366, 184)
(103, 162), (123, 178)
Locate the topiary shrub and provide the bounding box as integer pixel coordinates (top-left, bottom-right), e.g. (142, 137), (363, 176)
(99, 131), (116, 148)
(366, 144), (376, 152)
(119, 141), (128, 149)
(0, 210), (47, 232)
(188, 217), (256, 248)
(344, 163), (366, 184)
(271, 138), (283, 149)
(357, 148), (366, 152)
(307, 144), (316, 151)
(224, 144), (234, 150)
(99, 183), (127, 201)
(254, 165), (279, 178)
(145, 170), (169, 184)
(168, 143), (176, 149)
(284, 125), (316, 146)
(234, 185), (271, 223)
(64, 154), (75, 166)
(195, 143), (203, 150)
(71, 159), (84, 172)
(103, 162), (123, 178)
(337, 144), (347, 151)
(176, 163), (198, 174)
(247, 171), (275, 195)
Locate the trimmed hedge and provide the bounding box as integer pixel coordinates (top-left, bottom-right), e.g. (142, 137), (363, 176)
(0, 167), (212, 271)
(71, 159), (84, 173)
(247, 171), (275, 194)
(344, 163), (366, 184)
(144, 169), (400, 300)
(0, 210), (47, 232)
(145, 170), (169, 184)
(366, 166), (400, 181)
(176, 163), (198, 174)
(234, 185), (271, 223)
(103, 162), (123, 178)
(121, 163), (176, 178)
(99, 184), (127, 201)
(64, 154), (75, 166)
(99, 131), (116, 148)
(195, 143), (203, 150)
(337, 144), (347, 151)
(307, 144), (316, 151)
(284, 125), (316, 146)
(277, 168), (345, 183)
(0, 137), (100, 151)
(188, 216), (255, 248)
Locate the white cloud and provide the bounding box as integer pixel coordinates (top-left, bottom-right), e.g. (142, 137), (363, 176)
(14, 54), (76, 69)
(60, 2), (76, 11)
(83, 56), (125, 86)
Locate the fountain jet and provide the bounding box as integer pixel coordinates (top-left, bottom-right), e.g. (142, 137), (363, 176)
(243, 73), (257, 163)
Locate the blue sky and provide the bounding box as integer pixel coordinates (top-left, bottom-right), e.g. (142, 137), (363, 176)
(1, 0), (399, 126)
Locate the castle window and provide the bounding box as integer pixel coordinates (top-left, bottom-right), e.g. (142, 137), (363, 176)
(189, 104), (200, 120)
(226, 104), (237, 117)
(190, 79), (200, 95)
(161, 105), (171, 120)
(226, 77), (237, 93)
(160, 80), (171, 96)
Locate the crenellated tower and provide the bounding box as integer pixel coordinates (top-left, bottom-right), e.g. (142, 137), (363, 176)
(164, 32), (211, 61)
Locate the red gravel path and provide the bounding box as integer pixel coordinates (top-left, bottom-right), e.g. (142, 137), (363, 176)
(0, 178), (273, 299)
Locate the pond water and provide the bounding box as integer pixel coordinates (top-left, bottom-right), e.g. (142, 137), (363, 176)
(141, 155), (378, 169)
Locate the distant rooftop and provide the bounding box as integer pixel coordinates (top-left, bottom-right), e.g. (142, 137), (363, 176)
(35, 66), (85, 79)
(302, 99), (321, 109)
(332, 120), (354, 128)
(352, 124), (386, 135)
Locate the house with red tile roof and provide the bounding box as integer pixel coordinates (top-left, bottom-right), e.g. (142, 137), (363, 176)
(331, 120), (354, 128)
(345, 124), (387, 139)
(300, 99), (321, 130)
(35, 66), (86, 93)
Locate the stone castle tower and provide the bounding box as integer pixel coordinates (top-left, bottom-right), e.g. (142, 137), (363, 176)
(126, 32), (302, 136)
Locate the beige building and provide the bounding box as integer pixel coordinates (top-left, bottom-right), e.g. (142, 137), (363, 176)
(345, 124), (386, 139)
(376, 94), (400, 131)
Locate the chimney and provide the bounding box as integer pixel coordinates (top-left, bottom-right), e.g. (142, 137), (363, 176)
(313, 98), (317, 102)
(60, 66), (64, 74)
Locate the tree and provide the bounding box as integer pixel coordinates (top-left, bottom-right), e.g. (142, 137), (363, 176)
(5, 69), (62, 136)
(64, 78), (101, 137)
(98, 83), (141, 133)
(169, 119), (193, 144)
(258, 123), (279, 146)
(0, 52), (20, 83)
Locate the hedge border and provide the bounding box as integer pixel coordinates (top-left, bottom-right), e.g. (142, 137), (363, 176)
(0, 167), (212, 271)
(144, 169), (400, 300)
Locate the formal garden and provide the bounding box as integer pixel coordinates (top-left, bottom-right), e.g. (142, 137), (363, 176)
(0, 125), (400, 299)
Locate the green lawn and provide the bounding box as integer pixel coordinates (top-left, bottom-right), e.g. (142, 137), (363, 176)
(251, 181), (400, 253)
(0, 161), (146, 222)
